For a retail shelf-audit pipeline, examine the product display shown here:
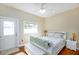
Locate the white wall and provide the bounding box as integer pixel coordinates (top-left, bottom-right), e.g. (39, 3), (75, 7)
(45, 7), (79, 32)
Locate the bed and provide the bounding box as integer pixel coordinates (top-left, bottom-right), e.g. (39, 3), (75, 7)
(25, 32), (66, 55)
(41, 37), (66, 54)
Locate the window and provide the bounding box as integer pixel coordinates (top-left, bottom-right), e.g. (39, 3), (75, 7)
(23, 21), (38, 34)
(3, 21), (15, 35)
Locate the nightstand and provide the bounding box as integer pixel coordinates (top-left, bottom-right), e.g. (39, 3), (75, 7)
(66, 40), (77, 51)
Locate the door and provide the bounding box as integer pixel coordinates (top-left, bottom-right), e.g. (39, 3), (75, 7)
(0, 17), (18, 51)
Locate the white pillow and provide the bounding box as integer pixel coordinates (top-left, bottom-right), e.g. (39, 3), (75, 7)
(54, 32), (66, 39)
(48, 32), (66, 39)
(48, 32), (55, 37)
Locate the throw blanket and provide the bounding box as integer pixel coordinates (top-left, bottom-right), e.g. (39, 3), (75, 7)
(30, 36), (51, 49)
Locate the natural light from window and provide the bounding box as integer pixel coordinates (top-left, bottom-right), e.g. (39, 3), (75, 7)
(23, 21), (38, 34)
(3, 21), (15, 35)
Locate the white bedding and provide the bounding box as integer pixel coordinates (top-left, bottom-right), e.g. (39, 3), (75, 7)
(25, 34), (66, 55)
(42, 37), (64, 47)
(40, 37), (65, 54)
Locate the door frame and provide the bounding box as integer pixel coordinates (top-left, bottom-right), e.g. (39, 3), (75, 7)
(0, 16), (19, 51)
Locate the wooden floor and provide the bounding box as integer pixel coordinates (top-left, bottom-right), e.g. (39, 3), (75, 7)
(10, 46), (27, 55)
(10, 46), (79, 55)
(59, 47), (79, 55)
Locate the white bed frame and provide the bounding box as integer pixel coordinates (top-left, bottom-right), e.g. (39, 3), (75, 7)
(25, 32), (66, 55)
(25, 39), (66, 55)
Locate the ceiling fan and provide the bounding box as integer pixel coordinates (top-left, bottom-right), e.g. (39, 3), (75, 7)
(39, 3), (46, 14)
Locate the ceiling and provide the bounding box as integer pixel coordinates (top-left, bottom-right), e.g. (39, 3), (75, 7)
(3, 3), (79, 18)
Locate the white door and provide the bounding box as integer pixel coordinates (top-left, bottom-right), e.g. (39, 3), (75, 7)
(0, 17), (18, 51)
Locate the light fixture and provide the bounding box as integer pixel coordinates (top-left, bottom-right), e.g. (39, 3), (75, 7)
(40, 9), (46, 14)
(40, 3), (46, 14)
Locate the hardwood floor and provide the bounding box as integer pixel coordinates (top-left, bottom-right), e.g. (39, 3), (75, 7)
(59, 47), (79, 55)
(10, 46), (79, 55)
(9, 46), (27, 55)
(10, 51), (27, 55)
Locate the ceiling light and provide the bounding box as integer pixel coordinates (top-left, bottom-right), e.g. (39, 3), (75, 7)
(40, 9), (46, 14)
(40, 3), (46, 14)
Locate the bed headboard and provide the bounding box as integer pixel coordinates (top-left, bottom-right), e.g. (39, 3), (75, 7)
(47, 32), (67, 40)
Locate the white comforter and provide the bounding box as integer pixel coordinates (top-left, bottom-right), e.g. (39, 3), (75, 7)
(25, 36), (65, 55)
(38, 37), (65, 54)
(41, 37), (65, 47)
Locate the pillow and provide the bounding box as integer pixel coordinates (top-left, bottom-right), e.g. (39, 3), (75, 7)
(48, 32), (66, 39)
(54, 32), (66, 39)
(48, 32), (55, 37)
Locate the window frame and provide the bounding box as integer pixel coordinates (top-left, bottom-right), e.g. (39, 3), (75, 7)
(23, 21), (38, 34)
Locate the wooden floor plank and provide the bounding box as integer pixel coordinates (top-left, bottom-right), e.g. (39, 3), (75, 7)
(59, 47), (79, 55)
